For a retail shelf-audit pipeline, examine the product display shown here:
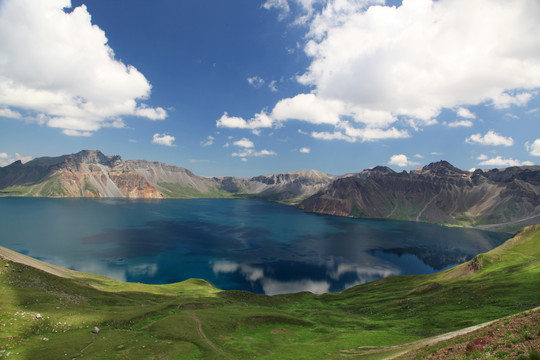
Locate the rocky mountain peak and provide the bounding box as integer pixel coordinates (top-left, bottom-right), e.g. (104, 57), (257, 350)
(71, 150), (123, 167)
(250, 170), (330, 185)
(415, 161), (467, 177)
(352, 166), (395, 179)
(367, 166), (395, 175)
(8, 160), (23, 167)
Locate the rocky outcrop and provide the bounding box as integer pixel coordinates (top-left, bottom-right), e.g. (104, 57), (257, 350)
(73, 149), (122, 167)
(300, 161), (540, 227)
(240, 170), (335, 201)
(127, 160), (217, 194)
(0, 150), (164, 198)
(128, 161), (334, 202)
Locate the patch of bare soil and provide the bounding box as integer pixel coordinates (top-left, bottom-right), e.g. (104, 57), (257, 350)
(400, 309), (540, 359)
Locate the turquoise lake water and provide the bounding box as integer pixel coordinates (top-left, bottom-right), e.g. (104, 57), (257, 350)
(0, 198), (509, 295)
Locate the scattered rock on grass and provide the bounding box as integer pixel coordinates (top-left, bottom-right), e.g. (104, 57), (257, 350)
(35, 314), (42, 320)
(42, 337), (49, 342)
(91, 326), (100, 334)
(465, 337), (493, 353)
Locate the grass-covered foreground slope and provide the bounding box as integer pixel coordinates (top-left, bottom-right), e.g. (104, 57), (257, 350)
(0, 226), (539, 359)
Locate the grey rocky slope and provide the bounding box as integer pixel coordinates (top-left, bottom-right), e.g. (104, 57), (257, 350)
(128, 159), (335, 202)
(0, 150), (334, 202)
(300, 161), (540, 228)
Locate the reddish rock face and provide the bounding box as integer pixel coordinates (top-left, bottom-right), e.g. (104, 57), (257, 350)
(109, 167), (164, 199)
(83, 189), (98, 198)
(0, 150), (164, 199)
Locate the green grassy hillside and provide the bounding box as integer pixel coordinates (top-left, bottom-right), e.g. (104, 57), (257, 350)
(1, 226), (539, 359)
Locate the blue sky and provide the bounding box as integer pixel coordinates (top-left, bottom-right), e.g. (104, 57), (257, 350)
(0, 0), (539, 177)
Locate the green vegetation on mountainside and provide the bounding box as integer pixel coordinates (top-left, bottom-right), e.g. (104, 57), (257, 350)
(0, 185), (33, 196)
(0, 225), (539, 359)
(83, 181), (100, 197)
(156, 182), (304, 204)
(0, 174), (68, 198)
(38, 173), (66, 197)
(156, 182), (236, 199)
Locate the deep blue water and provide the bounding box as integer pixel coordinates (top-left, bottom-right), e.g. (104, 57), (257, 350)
(0, 198), (509, 295)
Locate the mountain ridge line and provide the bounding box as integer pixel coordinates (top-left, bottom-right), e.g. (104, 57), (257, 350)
(1, 149), (539, 231)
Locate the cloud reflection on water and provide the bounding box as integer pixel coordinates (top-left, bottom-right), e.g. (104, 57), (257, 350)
(212, 260), (264, 282)
(263, 279), (330, 296)
(211, 257), (400, 295)
(127, 263), (159, 278)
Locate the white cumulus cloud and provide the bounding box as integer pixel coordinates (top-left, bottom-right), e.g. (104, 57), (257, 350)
(268, 80), (278, 92)
(477, 155), (534, 167)
(247, 76), (265, 89)
(230, 138), (276, 158)
(301, 0), (540, 118)
(232, 149), (276, 158)
(0, 0), (166, 136)
(216, 112), (273, 130)
(456, 107), (476, 119)
(445, 120), (473, 128)
(244, 0), (540, 143)
(62, 129), (92, 137)
(527, 139), (540, 156)
(311, 131), (356, 142)
(152, 133), (175, 147)
(299, 147), (311, 153)
(200, 136), (215, 147)
(466, 130), (514, 146)
(0, 108), (22, 119)
(232, 150), (250, 157)
(491, 91), (536, 109)
(263, 0), (291, 20)
(476, 154), (488, 161)
(254, 149), (277, 156)
(388, 154), (419, 168)
(339, 122), (410, 142)
(233, 138), (255, 148)
(271, 93), (344, 125)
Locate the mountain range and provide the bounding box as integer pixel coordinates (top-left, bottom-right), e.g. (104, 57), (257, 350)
(1, 149), (539, 229)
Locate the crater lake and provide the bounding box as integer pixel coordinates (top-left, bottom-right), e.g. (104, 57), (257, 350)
(0, 197), (509, 295)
